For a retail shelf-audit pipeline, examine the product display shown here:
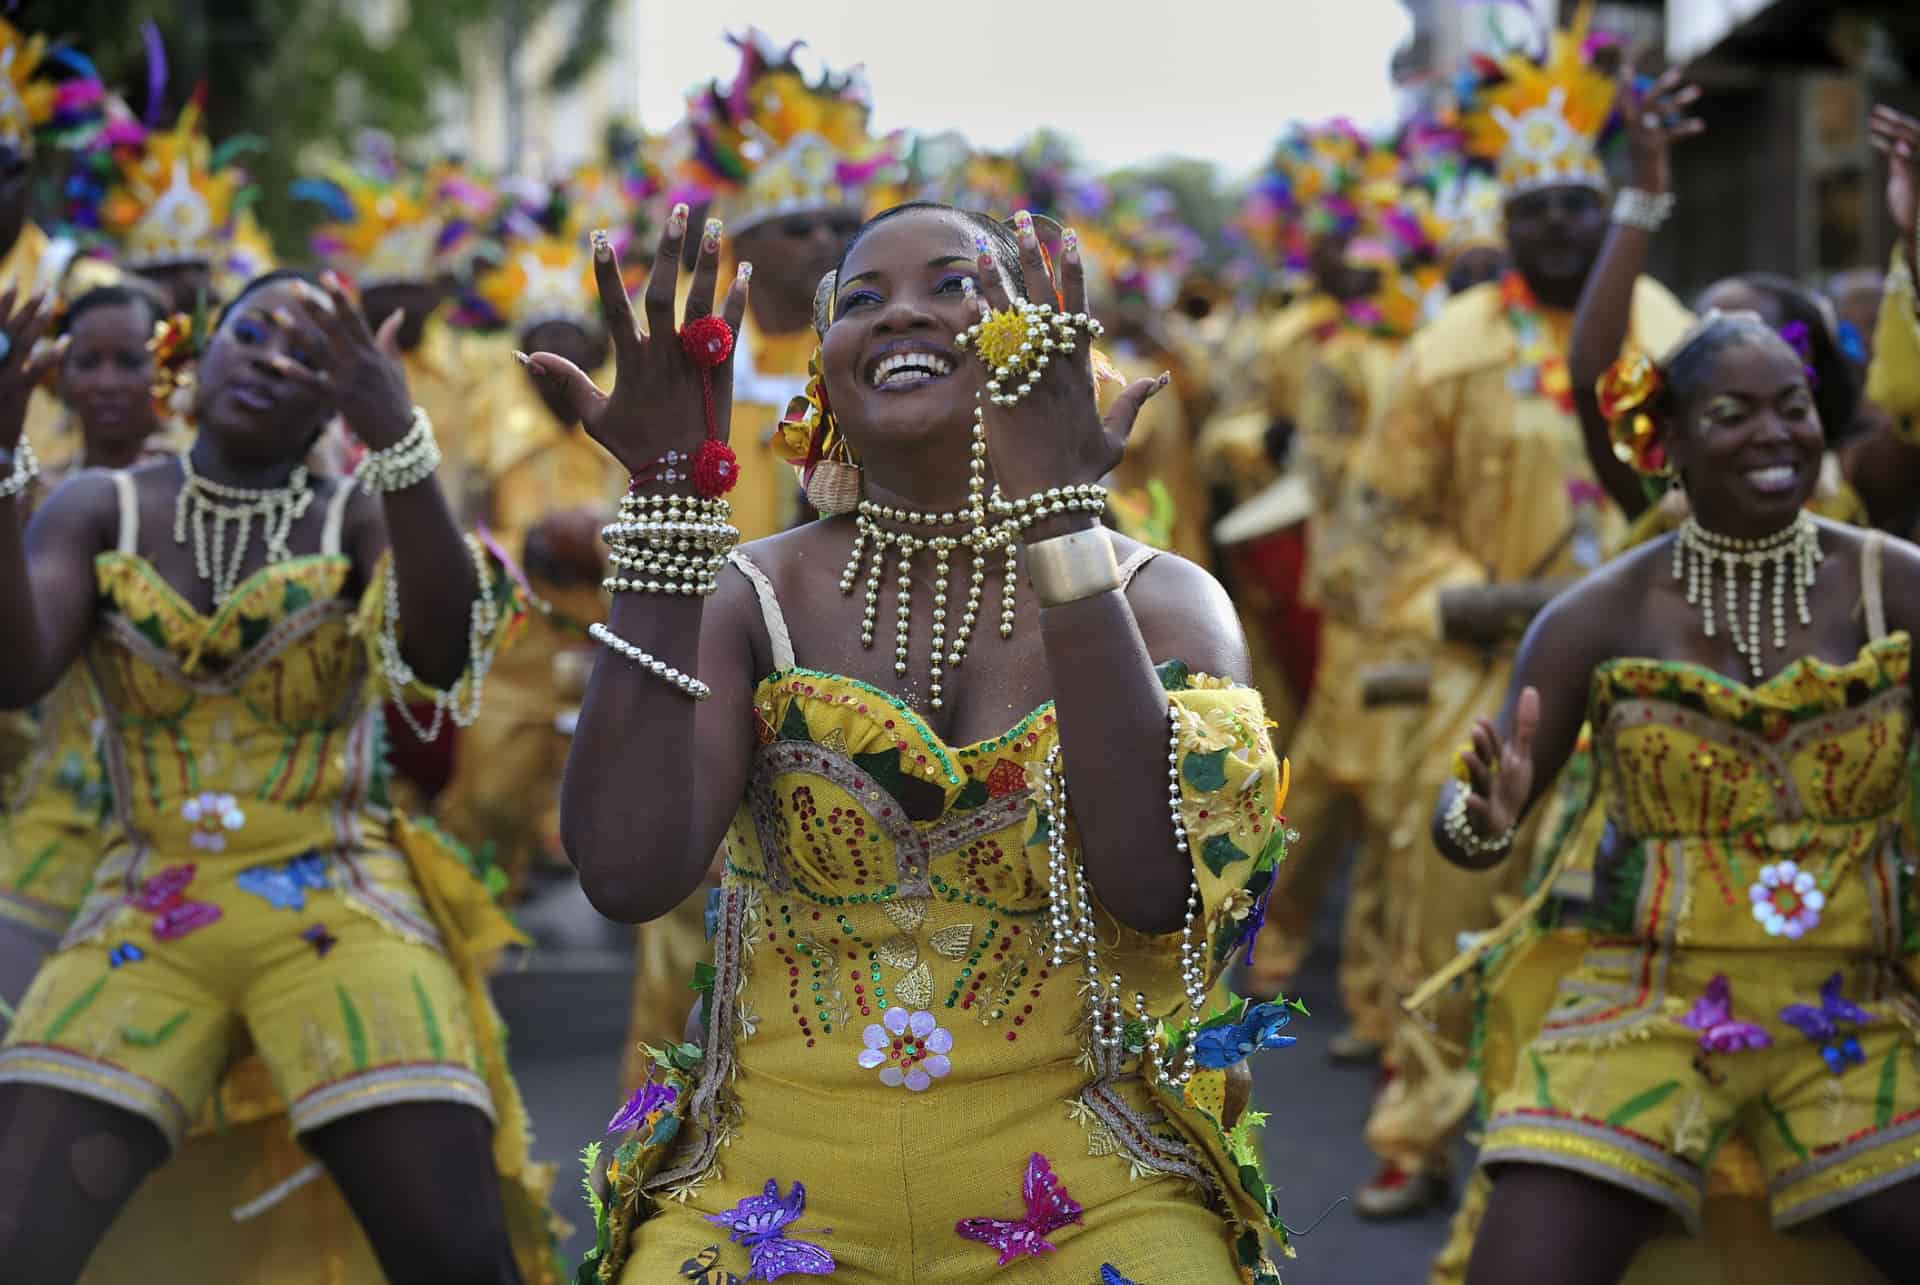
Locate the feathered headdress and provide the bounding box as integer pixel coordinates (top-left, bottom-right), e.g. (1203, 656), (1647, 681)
(89, 93), (256, 270)
(1460, 0), (1620, 195)
(0, 20), (74, 147)
(674, 30), (901, 232)
(293, 133), (475, 287)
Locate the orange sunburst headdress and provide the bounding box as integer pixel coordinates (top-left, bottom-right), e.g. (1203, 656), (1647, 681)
(673, 30), (901, 232)
(97, 95), (252, 269)
(1461, 0), (1620, 195)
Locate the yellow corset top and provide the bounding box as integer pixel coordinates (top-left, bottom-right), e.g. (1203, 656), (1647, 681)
(1588, 632), (1915, 952)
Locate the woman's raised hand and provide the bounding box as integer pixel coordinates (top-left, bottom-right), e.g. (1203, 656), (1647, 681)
(279, 271), (414, 449)
(1621, 66), (1704, 196)
(1458, 687), (1540, 840)
(523, 205), (751, 478)
(967, 211), (1164, 504)
(1870, 105), (1920, 253)
(0, 290), (62, 451)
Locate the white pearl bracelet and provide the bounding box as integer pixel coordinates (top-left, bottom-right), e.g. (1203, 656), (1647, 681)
(589, 621), (710, 700)
(1612, 187), (1676, 233)
(357, 407), (442, 494)
(0, 438), (39, 500)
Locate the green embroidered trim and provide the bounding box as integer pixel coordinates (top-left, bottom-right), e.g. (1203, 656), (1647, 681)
(337, 984), (368, 1070)
(1530, 1049), (1553, 1109)
(122, 1009), (190, 1047)
(45, 976), (106, 1042)
(413, 974), (445, 1063)
(1763, 1095), (1810, 1164)
(761, 667), (962, 784)
(1876, 1044), (1900, 1131)
(1604, 1079), (1680, 1128)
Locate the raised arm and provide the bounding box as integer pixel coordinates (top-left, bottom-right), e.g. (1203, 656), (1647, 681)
(541, 209), (760, 923)
(0, 292), (109, 709)
(1429, 574), (1618, 870)
(1569, 68), (1704, 516)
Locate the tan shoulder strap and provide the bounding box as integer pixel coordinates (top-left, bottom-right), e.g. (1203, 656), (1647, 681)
(1117, 547), (1161, 591)
(111, 469), (138, 555)
(1863, 530), (1888, 643)
(728, 550), (795, 671)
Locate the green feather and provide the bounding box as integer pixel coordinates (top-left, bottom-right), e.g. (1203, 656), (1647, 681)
(336, 984), (368, 1070)
(45, 976), (106, 1042)
(413, 974), (445, 1063)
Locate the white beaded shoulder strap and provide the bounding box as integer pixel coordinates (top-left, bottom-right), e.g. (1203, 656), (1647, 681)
(320, 477), (357, 557)
(728, 550), (796, 672)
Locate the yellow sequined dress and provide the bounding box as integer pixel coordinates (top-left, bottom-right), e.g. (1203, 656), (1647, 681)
(0, 472), (561, 1283)
(583, 551), (1295, 1285)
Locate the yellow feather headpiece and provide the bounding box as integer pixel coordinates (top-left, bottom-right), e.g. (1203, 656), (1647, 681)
(473, 235), (598, 333)
(0, 21), (57, 145)
(100, 101), (248, 269)
(1462, 1), (1618, 196)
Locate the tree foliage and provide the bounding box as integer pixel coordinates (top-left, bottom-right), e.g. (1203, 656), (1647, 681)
(14, 0), (613, 251)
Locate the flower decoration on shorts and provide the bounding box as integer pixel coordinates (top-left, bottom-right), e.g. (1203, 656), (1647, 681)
(1779, 971), (1870, 1075)
(1679, 973), (1773, 1055)
(858, 1006), (952, 1091)
(300, 923), (338, 957)
(180, 791), (246, 852)
(235, 850), (330, 911)
(1750, 860), (1824, 939)
(1191, 997), (1305, 1070)
(705, 1178), (836, 1280)
(955, 1152), (1083, 1265)
(1597, 351), (1669, 477)
(679, 314), (740, 499)
(608, 1079), (679, 1135)
(108, 942), (145, 968)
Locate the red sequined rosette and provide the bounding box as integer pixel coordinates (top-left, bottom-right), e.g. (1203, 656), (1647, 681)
(1596, 352), (1669, 476)
(680, 316), (737, 499)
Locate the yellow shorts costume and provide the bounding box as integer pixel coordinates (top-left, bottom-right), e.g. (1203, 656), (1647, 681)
(0, 473), (562, 1282)
(576, 552), (1297, 1285)
(1475, 626), (1920, 1235)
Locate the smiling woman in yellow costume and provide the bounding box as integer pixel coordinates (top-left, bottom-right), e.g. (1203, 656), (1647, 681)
(0, 265), (558, 1282)
(534, 190), (1300, 1282)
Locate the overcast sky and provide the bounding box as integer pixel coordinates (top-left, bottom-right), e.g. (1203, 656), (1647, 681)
(629, 0), (1413, 178)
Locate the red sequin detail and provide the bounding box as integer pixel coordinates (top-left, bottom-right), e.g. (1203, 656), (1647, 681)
(693, 438), (738, 497)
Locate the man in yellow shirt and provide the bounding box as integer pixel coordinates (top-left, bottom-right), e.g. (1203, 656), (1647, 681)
(1345, 6), (1693, 1217)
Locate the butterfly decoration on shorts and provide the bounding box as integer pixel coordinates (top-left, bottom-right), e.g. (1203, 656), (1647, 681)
(1100, 1266), (1143, 1284)
(108, 942), (145, 968)
(235, 850), (331, 911)
(1679, 973), (1771, 1084)
(955, 1152), (1084, 1265)
(705, 1179), (836, 1281)
(1778, 971), (1870, 1075)
(680, 1246), (742, 1285)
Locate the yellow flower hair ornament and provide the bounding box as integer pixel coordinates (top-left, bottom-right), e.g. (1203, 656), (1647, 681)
(1596, 351), (1670, 477)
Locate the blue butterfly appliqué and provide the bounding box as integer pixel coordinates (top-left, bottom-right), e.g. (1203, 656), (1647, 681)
(235, 851), (330, 911)
(1100, 1266), (1143, 1285)
(1779, 971), (1871, 1075)
(705, 1179), (835, 1280)
(108, 942), (145, 968)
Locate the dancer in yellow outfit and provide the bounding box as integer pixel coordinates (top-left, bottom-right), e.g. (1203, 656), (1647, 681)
(1433, 281), (1920, 1282)
(1347, 6), (1693, 1217)
(620, 29), (901, 1081)
(0, 284), (187, 1008)
(0, 268), (556, 1281)
(537, 200), (1300, 1282)
(434, 189), (629, 891)
(1246, 169), (1457, 1054)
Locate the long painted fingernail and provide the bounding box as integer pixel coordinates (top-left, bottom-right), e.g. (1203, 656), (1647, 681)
(961, 276), (977, 298)
(591, 229), (612, 261)
(1013, 209), (1035, 239)
(270, 307), (295, 329)
(1157, 371), (1172, 388)
(736, 261), (754, 284)
(321, 269), (344, 292)
(512, 350), (532, 367)
(974, 232), (992, 264)
(1062, 226), (1080, 258)
(703, 217), (723, 254)
(667, 203), (689, 238)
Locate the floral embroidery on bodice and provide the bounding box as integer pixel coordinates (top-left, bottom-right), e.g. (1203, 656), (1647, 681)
(1588, 634), (1915, 951)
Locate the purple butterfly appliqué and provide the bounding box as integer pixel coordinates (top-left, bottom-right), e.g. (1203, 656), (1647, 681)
(1779, 971), (1870, 1075)
(955, 1152), (1084, 1266)
(1678, 974), (1772, 1054)
(705, 1179), (835, 1281)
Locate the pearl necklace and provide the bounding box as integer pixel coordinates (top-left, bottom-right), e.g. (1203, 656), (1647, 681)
(173, 453), (316, 605)
(1673, 513), (1822, 679)
(839, 398), (1017, 710)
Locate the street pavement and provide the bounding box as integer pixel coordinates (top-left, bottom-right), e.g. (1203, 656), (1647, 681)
(501, 860), (1460, 1283)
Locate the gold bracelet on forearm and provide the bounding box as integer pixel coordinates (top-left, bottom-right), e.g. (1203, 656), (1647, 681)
(1025, 526), (1120, 607)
